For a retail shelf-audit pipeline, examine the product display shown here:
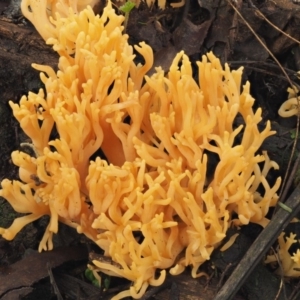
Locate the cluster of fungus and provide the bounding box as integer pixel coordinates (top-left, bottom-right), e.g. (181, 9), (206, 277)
(271, 78), (300, 278)
(265, 232), (300, 277)
(0, 1), (282, 299)
(21, 0), (100, 40)
(21, 0), (185, 41)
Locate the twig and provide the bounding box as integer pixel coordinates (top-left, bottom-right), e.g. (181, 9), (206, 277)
(47, 263), (63, 300)
(271, 247), (287, 300)
(288, 279), (300, 300)
(214, 182), (300, 300)
(279, 147), (300, 205)
(226, 0), (300, 204)
(247, 1), (300, 46)
(216, 263), (233, 291)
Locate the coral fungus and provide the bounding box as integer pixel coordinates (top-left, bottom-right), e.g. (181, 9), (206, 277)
(0, 2), (281, 299)
(265, 232), (300, 277)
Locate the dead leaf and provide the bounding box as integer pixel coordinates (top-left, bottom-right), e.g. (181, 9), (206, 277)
(0, 245), (88, 299)
(173, 18), (212, 56)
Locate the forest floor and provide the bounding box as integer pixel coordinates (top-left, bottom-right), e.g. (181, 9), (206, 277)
(1, 0), (300, 299)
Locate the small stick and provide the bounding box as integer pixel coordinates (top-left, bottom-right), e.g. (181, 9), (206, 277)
(214, 182), (300, 300)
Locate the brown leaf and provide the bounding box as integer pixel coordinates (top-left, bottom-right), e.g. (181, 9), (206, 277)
(173, 18), (212, 56)
(0, 245), (88, 298)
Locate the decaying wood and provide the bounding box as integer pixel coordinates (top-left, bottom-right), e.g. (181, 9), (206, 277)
(215, 182), (300, 300)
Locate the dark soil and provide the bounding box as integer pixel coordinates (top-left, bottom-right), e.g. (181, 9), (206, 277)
(1, 0), (300, 299)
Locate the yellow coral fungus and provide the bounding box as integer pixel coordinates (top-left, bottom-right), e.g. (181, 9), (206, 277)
(0, 2), (281, 299)
(278, 85), (300, 118)
(265, 232), (300, 277)
(21, 0), (99, 40)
